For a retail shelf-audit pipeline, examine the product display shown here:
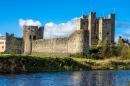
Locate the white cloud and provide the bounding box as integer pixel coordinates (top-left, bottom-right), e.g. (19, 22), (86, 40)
(18, 19), (130, 43)
(0, 34), (1, 36)
(19, 19), (42, 28)
(44, 18), (77, 39)
(18, 18), (77, 39)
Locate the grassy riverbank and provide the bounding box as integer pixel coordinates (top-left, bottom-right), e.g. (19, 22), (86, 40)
(0, 55), (130, 73)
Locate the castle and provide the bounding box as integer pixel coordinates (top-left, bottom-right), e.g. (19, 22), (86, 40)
(77, 12), (115, 46)
(4, 12), (115, 56)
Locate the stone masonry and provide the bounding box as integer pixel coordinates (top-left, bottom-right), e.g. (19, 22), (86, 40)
(77, 12), (115, 46)
(5, 33), (24, 54)
(23, 26), (44, 54)
(31, 30), (89, 56)
(23, 25), (89, 56)
(5, 12), (115, 56)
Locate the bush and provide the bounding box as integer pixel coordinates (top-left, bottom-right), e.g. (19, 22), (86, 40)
(121, 46), (130, 59)
(69, 52), (87, 58)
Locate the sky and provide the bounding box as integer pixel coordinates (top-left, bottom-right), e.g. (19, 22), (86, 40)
(0, 0), (130, 42)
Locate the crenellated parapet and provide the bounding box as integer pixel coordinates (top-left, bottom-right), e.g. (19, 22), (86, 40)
(77, 12), (115, 46)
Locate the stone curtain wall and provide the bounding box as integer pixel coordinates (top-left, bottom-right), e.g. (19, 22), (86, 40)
(32, 30), (89, 56)
(68, 30), (89, 54)
(5, 33), (24, 54)
(32, 38), (68, 56)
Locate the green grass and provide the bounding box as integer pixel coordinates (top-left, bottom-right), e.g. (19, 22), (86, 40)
(30, 54), (97, 62)
(0, 55), (91, 73)
(71, 57), (97, 62)
(1, 55), (130, 73)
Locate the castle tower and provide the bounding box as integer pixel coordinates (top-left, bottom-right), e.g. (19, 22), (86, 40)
(99, 17), (112, 41)
(77, 12), (115, 46)
(77, 15), (88, 30)
(108, 14), (115, 43)
(38, 26), (44, 39)
(76, 15), (89, 54)
(88, 12), (97, 46)
(23, 26), (44, 54)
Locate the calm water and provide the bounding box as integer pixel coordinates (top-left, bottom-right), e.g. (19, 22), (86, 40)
(0, 70), (130, 86)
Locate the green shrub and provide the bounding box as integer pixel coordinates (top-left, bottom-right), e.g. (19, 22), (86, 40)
(69, 52), (87, 58)
(121, 46), (130, 59)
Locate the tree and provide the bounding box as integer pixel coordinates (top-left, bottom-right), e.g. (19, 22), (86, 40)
(97, 40), (102, 48)
(121, 46), (130, 59)
(116, 37), (123, 47)
(102, 37), (110, 58)
(116, 37), (124, 57)
(109, 42), (115, 56)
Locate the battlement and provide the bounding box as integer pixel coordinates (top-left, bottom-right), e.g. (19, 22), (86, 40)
(32, 30), (89, 56)
(81, 15), (88, 19)
(4, 11), (115, 56)
(77, 12), (115, 45)
(89, 12), (96, 15)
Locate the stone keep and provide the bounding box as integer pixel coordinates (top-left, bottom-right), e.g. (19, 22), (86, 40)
(77, 12), (115, 46)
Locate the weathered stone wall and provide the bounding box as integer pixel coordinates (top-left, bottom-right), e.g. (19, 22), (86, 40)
(32, 30), (89, 56)
(99, 18), (111, 41)
(23, 26), (44, 54)
(77, 15), (88, 30)
(68, 30), (89, 54)
(32, 38), (68, 56)
(5, 33), (24, 54)
(108, 14), (115, 43)
(88, 12), (97, 46)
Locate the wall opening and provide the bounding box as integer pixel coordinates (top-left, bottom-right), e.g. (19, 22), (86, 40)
(33, 36), (36, 40)
(29, 35), (31, 40)
(107, 32), (109, 35)
(2, 46), (4, 49)
(82, 23), (85, 25)
(95, 36), (98, 39)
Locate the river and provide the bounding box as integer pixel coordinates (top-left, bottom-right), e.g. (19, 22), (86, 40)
(0, 70), (130, 86)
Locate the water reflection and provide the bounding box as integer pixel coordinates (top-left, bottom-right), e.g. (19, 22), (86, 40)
(71, 71), (115, 86)
(0, 70), (130, 86)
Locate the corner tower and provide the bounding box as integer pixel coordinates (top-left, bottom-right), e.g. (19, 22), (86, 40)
(23, 26), (44, 54)
(76, 15), (89, 54)
(38, 26), (44, 39)
(88, 12), (98, 46)
(99, 17), (112, 41)
(77, 15), (88, 30)
(108, 14), (115, 43)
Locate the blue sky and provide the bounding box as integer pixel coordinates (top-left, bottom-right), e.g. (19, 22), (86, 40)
(0, 0), (130, 42)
